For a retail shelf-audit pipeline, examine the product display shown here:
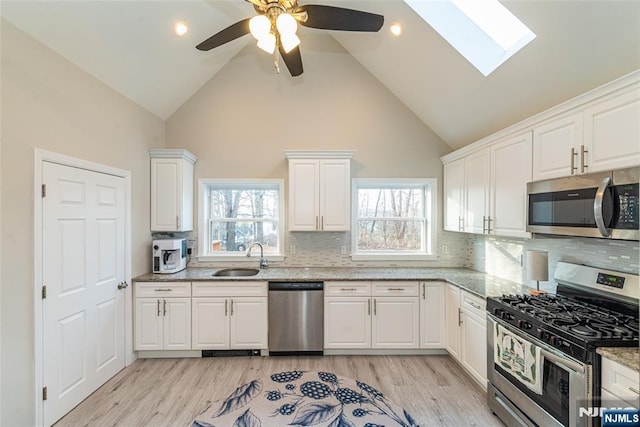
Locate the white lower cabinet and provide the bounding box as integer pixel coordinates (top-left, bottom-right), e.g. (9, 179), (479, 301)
(324, 281), (419, 350)
(191, 282), (268, 350)
(601, 357), (640, 407)
(419, 282), (445, 348)
(445, 284), (461, 359)
(134, 282), (192, 351)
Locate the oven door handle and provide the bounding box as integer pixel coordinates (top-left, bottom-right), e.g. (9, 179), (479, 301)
(539, 348), (585, 375)
(594, 176), (611, 238)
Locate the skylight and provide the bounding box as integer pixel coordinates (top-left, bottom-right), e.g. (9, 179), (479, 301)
(404, 0), (536, 76)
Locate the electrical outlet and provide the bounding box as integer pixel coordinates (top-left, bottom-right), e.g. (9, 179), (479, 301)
(290, 245), (296, 255)
(340, 245), (347, 255)
(187, 239), (196, 248)
(442, 245), (448, 254)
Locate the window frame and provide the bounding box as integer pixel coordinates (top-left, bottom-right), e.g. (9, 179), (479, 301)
(197, 178), (285, 262)
(351, 178), (437, 261)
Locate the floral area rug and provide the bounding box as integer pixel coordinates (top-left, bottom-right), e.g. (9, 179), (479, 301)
(192, 370), (418, 427)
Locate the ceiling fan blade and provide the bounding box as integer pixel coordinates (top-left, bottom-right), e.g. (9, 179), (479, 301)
(196, 18), (252, 51)
(296, 5), (384, 32)
(279, 45), (303, 77)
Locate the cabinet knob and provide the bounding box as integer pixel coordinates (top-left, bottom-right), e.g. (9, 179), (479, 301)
(117, 281), (129, 290)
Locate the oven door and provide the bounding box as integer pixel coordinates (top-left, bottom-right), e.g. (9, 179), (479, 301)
(487, 316), (593, 427)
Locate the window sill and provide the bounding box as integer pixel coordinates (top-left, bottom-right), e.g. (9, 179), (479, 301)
(196, 254), (285, 263)
(350, 253), (438, 261)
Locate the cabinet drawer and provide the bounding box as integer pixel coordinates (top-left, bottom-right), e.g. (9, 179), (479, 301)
(324, 281), (371, 296)
(601, 357), (640, 406)
(460, 290), (486, 319)
(192, 281), (268, 297)
(135, 281), (191, 297)
(372, 281), (419, 297)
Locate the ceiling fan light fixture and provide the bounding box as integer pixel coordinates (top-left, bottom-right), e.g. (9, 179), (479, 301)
(249, 15), (271, 40)
(276, 13), (298, 35)
(257, 32), (276, 54)
(280, 32), (301, 53)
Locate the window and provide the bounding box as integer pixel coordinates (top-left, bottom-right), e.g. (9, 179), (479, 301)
(404, 0), (536, 76)
(352, 179), (436, 260)
(198, 179), (284, 260)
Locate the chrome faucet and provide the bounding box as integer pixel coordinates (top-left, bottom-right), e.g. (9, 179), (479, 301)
(246, 242), (268, 268)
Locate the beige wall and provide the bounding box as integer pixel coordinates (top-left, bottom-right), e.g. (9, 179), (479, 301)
(166, 35), (454, 265)
(0, 20), (165, 425)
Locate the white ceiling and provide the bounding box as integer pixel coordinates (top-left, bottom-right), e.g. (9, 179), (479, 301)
(1, 0), (639, 149)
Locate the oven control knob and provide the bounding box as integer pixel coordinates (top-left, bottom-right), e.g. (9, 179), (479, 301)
(536, 328), (545, 339)
(501, 312), (514, 321)
(153, 245), (159, 250)
(492, 308), (503, 316)
(518, 320), (531, 329)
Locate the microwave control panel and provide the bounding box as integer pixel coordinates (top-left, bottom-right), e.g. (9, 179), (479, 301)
(614, 183), (639, 229)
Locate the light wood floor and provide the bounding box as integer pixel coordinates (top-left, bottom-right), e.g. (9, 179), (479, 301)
(54, 355), (504, 427)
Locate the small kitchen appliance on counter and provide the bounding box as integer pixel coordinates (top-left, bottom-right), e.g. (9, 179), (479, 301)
(486, 262), (639, 427)
(152, 238), (187, 274)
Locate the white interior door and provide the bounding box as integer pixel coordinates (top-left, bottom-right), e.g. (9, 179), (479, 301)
(42, 161), (126, 426)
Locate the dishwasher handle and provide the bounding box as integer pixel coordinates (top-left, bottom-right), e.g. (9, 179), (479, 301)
(268, 282), (324, 291)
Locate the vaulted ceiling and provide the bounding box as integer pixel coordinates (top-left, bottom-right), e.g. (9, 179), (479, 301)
(1, 0), (639, 150)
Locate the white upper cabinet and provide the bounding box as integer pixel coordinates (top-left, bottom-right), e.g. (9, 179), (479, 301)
(443, 158), (465, 232)
(286, 151), (353, 231)
(532, 113), (583, 180)
(464, 149), (490, 234)
(583, 86), (640, 172)
(532, 80), (640, 180)
(150, 149), (197, 232)
(490, 132), (532, 238)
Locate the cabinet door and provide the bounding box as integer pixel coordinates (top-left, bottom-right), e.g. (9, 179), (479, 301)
(288, 159), (320, 231)
(372, 297), (419, 349)
(419, 282), (445, 349)
(191, 298), (229, 350)
(464, 149), (490, 234)
(490, 132), (532, 238)
(445, 285), (461, 359)
(319, 159), (350, 231)
(460, 309), (487, 387)
(532, 113), (583, 180)
(443, 159), (465, 232)
(134, 298), (163, 350)
(162, 298), (191, 350)
(151, 158), (182, 232)
(584, 87), (640, 172)
(324, 297), (371, 349)
(229, 297), (268, 349)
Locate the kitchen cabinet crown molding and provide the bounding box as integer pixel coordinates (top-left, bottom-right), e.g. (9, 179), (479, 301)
(441, 69), (640, 164)
(149, 149), (198, 164)
(285, 150), (355, 159)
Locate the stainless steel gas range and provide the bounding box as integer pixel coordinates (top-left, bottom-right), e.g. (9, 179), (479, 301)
(486, 262), (639, 427)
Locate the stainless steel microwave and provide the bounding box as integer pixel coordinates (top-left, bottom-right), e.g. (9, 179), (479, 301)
(527, 166), (639, 240)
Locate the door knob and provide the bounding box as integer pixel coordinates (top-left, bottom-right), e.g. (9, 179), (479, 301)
(117, 281), (129, 290)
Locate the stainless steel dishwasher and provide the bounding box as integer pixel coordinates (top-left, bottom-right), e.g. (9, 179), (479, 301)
(268, 282), (323, 355)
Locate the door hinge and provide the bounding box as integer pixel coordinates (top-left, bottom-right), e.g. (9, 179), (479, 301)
(42, 386), (48, 401)
(42, 285), (47, 299)
(41, 184), (47, 198)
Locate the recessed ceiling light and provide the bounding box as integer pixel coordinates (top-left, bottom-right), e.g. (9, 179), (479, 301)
(174, 21), (188, 37)
(390, 22), (403, 36)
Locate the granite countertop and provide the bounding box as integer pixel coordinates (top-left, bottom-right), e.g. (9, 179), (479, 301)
(133, 267), (529, 299)
(597, 347), (640, 372)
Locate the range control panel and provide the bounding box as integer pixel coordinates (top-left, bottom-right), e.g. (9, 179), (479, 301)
(597, 272), (626, 289)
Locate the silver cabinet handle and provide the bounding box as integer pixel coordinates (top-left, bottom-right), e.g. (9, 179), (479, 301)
(315, 216), (319, 231)
(368, 298), (371, 315)
(230, 299), (234, 316)
(340, 288), (357, 291)
(373, 298), (377, 315)
(486, 216), (492, 234)
(163, 299), (167, 316)
(629, 387), (640, 395)
(225, 299), (228, 316)
(580, 144), (588, 173)
(387, 288), (405, 291)
(117, 281), (128, 290)
(458, 308), (462, 326)
(321, 216), (324, 230)
(154, 288), (172, 292)
(458, 216), (464, 232)
(570, 147), (577, 175)
(465, 300), (482, 310)
(422, 283), (426, 300)
(594, 176), (612, 238)
(157, 299), (161, 317)
(482, 216), (487, 234)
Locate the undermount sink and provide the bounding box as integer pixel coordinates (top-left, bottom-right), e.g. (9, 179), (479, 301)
(213, 268), (260, 277)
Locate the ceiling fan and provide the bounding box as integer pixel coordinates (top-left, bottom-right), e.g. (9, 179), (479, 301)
(196, 0), (384, 77)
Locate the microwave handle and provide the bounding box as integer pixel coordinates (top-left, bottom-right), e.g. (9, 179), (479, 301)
(594, 176), (612, 238)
